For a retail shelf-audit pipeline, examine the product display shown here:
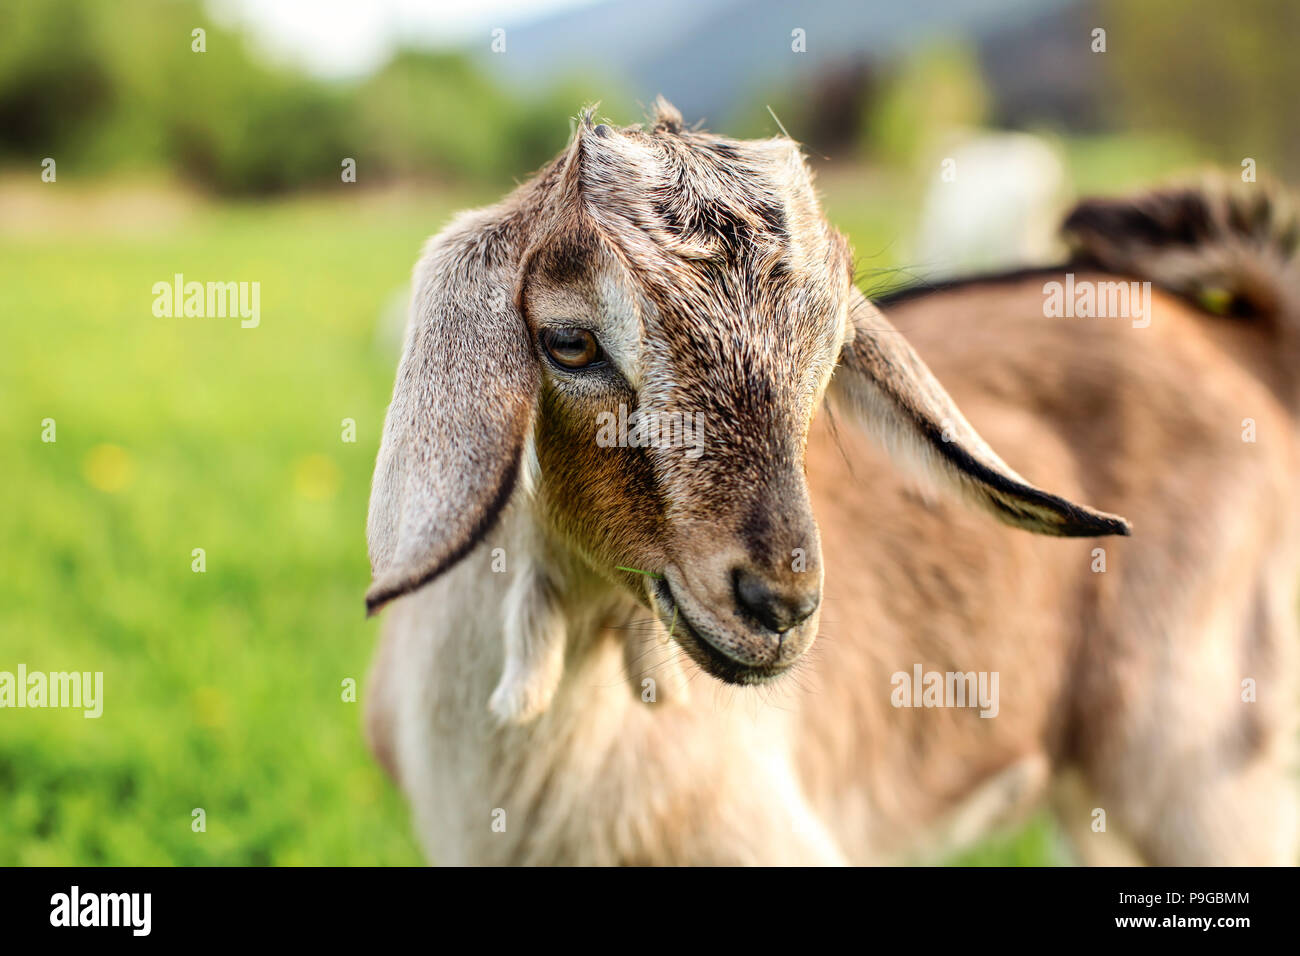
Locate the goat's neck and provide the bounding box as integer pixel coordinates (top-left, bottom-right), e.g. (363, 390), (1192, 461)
(486, 492), (651, 723)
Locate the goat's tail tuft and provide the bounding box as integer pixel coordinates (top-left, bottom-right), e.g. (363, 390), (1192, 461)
(1063, 176), (1299, 322)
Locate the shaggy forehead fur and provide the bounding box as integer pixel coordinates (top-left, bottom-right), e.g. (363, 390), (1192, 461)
(528, 103), (851, 305)
(525, 101), (853, 485)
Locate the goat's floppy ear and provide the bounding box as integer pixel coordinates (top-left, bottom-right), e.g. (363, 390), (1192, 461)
(831, 289), (1130, 537)
(366, 208), (539, 614)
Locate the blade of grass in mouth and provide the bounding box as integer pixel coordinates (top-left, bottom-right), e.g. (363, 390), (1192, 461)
(615, 566), (664, 579)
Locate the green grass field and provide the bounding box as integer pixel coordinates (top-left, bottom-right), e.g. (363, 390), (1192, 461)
(0, 183), (476, 864)
(0, 139), (1199, 864)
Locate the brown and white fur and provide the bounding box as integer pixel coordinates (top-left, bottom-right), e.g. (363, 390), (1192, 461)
(364, 100), (1300, 865)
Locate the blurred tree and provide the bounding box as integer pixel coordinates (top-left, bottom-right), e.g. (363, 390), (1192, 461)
(355, 49), (521, 183)
(1101, 0), (1300, 177)
(0, 0), (114, 163)
(0, 0), (352, 192)
(860, 39), (989, 166)
(0, 0), (625, 194)
(727, 60), (876, 156)
(356, 53), (633, 184)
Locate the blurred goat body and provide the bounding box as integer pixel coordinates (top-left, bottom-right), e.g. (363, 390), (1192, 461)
(365, 103), (1300, 865)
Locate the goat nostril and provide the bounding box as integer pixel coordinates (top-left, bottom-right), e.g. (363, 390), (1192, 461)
(733, 568), (820, 634)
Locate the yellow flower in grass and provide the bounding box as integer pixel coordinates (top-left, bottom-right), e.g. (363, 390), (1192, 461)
(83, 444), (134, 493)
(293, 454), (340, 501)
(192, 686), (227, 730)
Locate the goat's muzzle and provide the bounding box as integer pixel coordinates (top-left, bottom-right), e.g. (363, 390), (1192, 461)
(649, 562), (822, 685)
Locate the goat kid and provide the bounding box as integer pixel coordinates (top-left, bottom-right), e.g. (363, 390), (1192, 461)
(364, 100), (1300, 865)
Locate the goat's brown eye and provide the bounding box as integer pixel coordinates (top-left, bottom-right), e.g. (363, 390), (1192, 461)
(540, 327), (602, 369)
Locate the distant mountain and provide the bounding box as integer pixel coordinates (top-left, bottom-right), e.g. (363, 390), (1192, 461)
(477, 0), (1083, 124)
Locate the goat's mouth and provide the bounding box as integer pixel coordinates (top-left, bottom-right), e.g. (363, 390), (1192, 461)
(649, 576), (792, 686)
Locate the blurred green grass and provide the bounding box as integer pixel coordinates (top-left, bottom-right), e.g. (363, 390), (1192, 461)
(1, 134), (1203, 864)
(0, 185), (491, 864)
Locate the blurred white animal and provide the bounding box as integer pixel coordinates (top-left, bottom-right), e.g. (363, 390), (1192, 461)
(914, 132), (1069, 277)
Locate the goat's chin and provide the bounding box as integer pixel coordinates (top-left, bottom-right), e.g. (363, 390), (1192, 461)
(679, 632), (794, 686)
(647, 577), (802, 686)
